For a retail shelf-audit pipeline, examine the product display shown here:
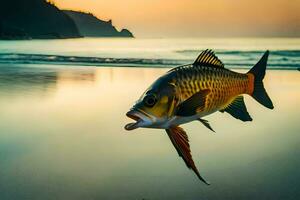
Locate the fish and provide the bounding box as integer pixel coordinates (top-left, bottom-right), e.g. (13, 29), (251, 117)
(125, 49), (274, 185)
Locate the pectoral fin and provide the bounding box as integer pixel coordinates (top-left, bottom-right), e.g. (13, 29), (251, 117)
(220, 96), (252, 122)
(176, 89), (210, 117)
(166, 127), (210, 185)
(197, 118), (215, 132)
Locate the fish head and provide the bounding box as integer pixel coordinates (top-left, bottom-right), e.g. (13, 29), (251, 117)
(125, 81), (177, 131)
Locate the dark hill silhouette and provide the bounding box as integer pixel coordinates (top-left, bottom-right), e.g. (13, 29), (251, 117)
(64, 10), (134, 38)
(0, 0), (81, 39)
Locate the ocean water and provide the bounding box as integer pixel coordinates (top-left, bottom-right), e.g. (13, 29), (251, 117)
(0, 38), (299, 200)
(0, 38), (299, 69)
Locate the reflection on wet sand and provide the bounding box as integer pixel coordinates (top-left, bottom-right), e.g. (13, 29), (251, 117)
(0, 64), (99, 97)
(0, 66), (57, 96)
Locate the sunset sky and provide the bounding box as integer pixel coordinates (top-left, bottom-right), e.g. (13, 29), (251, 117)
(54, 0), (300, 38)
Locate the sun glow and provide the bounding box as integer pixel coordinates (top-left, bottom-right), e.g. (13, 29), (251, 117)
(53, 0), (300, 38)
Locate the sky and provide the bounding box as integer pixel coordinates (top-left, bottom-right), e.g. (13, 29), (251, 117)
(53, 0), (300, 38)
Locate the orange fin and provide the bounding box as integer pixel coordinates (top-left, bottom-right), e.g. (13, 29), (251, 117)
(166, 126), (210, 185)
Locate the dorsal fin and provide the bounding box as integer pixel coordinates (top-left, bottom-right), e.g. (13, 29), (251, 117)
(193, 49), (224, 68)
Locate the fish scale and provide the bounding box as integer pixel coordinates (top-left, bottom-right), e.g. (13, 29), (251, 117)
(171, 64), (250, 113)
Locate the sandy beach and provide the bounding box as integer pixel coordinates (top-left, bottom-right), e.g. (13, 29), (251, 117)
(0, 63), (299, 199)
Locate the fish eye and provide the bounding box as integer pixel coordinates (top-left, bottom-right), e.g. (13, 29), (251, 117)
(143, 94), (157, 107)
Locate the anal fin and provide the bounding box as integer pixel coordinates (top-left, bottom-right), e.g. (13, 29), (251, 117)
(220, 96), (252, 122)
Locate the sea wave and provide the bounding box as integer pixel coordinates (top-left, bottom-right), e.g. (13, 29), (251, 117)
(176, 49), (300, 57)
(0, 53), (186, 67)
(0, 51), (299, 69)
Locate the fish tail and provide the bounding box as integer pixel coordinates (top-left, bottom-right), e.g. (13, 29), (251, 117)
(247, 50), (274, 109)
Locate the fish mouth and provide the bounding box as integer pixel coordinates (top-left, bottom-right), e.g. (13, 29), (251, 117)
(125, 110), (147, 131)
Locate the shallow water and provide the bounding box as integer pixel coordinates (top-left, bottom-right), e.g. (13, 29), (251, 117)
(0, 64), (299, 200)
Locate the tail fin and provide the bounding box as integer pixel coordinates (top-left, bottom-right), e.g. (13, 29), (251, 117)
(247, 51), (274, 109)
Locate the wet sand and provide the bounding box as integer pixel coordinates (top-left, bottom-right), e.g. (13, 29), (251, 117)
(0, 64), (299, 200)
